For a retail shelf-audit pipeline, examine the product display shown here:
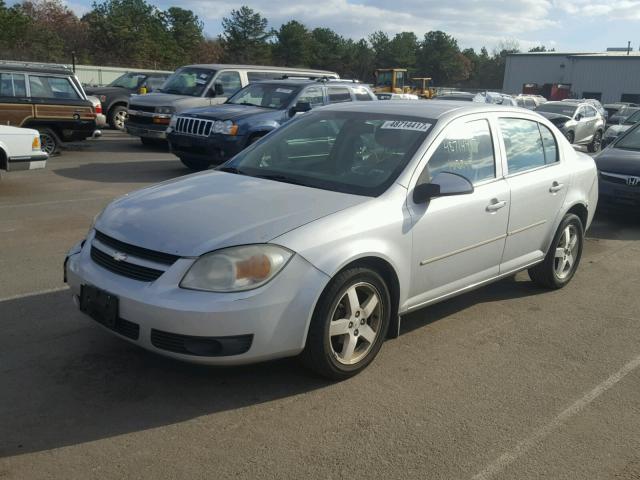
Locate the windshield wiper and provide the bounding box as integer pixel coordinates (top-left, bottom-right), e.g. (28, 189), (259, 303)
(253, 173), (309, 186)
(216, 166), (246, 175)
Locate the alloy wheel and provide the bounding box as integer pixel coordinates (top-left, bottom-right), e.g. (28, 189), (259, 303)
(40, 133), (57, 155)
(554, 225), (579, 279)
(328, 282), (382, 365)
(114, 110), (128, 130)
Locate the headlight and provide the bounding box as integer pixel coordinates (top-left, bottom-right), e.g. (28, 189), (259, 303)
(155, 106), (174, 115)
(180, 245), (293, 292)
(211, 119), (238, 136)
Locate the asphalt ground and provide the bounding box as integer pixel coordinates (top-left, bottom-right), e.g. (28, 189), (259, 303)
(1, 131), (639, 479)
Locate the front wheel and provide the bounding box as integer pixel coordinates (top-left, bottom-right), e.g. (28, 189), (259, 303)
(528, 213), (584, 289)
(302, 267), (391, 380)
(565, 131), (575, 144)
(588, 130), (602, 153)
(109, 105), (128, 130)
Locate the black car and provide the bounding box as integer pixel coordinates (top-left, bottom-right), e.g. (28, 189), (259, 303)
(166, 79), (377, 171)
(595, 122), (640, 211)
(85, 71), (170, 130)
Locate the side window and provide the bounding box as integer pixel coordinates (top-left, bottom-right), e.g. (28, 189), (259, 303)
(28, 76), (80, 99)
(297, 86), (324, 106)
(539, 124), (558, 164)
(584, 106), (596, 118)
(576, 107), (586, 119)
(328, 87), (351, 103)
(426, 119), (496, 185)
(499, 118), (546, 174)
(353, 86), (373, 101)
(0, 73), (26, 97)
(215, 71), (242, 96)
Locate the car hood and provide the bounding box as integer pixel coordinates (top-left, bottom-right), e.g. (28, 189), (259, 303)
(595, 147), (640, 175)
(180, 104), (274, 121)
(95, 171), (368, 257)
(128, 92), (211, 112)
(85, 86), (129, 95)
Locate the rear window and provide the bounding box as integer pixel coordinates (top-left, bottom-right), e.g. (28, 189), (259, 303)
(499, 118), (546, 174)
(0, 73), (26, 97)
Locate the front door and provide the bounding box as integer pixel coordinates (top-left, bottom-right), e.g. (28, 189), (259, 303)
(408, 116), (510, 307)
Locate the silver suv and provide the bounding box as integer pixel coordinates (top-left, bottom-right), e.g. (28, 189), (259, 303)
(535, 101), (605, 152)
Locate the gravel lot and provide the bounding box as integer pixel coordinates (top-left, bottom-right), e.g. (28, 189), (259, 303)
(1, 131), (639, 479)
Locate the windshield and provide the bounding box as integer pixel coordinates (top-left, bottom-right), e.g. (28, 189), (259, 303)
(615, 123), (640, 150)
(624, 110), (640, 124)
(108, 72), (145, 89)
(227, 83), (300, 109)
(221, 111), (433, 196)
(536, 103), (577, 116)
(158, 67), (215, 97)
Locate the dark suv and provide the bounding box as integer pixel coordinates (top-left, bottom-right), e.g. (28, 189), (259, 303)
(167, 79), (377, 170)
(0, 61), (96, 154)
(85, 71), (170, 130)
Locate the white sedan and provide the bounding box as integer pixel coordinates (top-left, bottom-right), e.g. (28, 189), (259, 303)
(0, 125), (48, 173)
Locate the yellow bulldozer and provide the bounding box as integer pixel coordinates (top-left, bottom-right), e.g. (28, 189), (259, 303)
(373, 68), (435, 99)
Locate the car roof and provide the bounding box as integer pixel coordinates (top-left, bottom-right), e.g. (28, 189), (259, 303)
(0, 63), (74, 76)
(178, 64), (338, 75)
(315, 100), (525, 119)
(247, 79), (367, 88)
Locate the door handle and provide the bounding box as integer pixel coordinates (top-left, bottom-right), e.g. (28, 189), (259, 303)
(549, 181), (564, 193)
(486, 199), (507, 212)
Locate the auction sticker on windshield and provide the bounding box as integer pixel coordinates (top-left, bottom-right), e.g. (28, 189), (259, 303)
(381, 120), (431, 131)
(276, 88), (293, 94)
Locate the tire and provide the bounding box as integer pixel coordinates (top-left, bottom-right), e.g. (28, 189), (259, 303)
(179, 155), (211, 171)
(37, 127), (61, 155)
(565, 131), (575, 144)
(528, 213), (584, 289)
(587, 130), (602, 153)
(302, 267), (391, 380)
(109, 105), (128, 130)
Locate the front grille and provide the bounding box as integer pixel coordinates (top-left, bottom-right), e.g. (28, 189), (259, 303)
(127, 114), (153, 125)
(174, 116), (214, 137)
(94, 231), (179, 266)
(129, 104), (155, 113)
(91, 246), (164, 282)
(150, 329), (253, 357)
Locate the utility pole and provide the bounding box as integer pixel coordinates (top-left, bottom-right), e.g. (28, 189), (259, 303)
(627, 41), (631, 55)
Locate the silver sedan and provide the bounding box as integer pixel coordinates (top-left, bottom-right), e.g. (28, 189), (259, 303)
(65, 102), (598, 379)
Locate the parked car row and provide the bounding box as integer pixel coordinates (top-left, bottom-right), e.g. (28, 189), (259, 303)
(535, 100), (605, 152)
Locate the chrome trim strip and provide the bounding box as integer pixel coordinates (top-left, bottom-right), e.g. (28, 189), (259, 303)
(507, 219), (546, 236)
(419, 234), (507, 266)
(601, 171), (639, 181)
(405, 258), (544, 313)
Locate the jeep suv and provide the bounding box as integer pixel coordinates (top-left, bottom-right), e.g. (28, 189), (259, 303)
(126, 64), (338, 145)
(535, 100), (605, 152)
(85, 71), (171, 130)
(0, 61), (96, 154)
(167, 79), (376, 171)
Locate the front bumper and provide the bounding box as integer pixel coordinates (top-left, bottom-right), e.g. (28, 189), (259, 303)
(64, 233), (330, 365)
(6, 152), (48, 171)
(167, 130), (246, 164)
(598, 173), (640, 209)
(125, 121), (168, 139)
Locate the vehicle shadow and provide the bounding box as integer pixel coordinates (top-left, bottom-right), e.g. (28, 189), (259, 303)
(54, 161), (189, 184)
(400, 274), (547, 335)
(0, 291), (331, 458)
(586, 210), (640, 241)
(63, 136), (170, 154)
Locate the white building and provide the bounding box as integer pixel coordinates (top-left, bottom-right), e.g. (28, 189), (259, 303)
(503, 52), (640, 104)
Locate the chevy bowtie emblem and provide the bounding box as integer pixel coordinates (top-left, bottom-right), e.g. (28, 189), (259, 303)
(627, 176), (640, 186)
(112, 252), (127, 262)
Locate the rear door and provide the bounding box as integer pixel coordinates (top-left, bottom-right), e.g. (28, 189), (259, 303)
(0, 72), (33, 127)
(497, 117), (570, 272)
(28, 74), (94, 123)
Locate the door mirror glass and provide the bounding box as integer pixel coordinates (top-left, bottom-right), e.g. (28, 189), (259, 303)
(413, 172), (474, 203)
(290, 101), (312, 116)
(575, 113), (583, 121)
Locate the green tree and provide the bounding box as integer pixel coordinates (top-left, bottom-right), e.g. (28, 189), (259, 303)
(388, 32), (418, 71)
(309, 27), (344, 72)
(417, 31), (470, 85)
(273, 20), (311, 67)
(220, 6), (272, 64)
(163, 7), (204, 61)
(369, 31), (392, 68)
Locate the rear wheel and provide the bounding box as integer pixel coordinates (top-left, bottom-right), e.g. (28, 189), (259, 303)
(588, 130), (602, 153)
(528, 213), (584, 289)
(302, 267), (391, 380)
(109, 105), (128, 130)
(565, 131), (575, 144)
(179, 155), (211, 171)
(37, 128), (61, 155)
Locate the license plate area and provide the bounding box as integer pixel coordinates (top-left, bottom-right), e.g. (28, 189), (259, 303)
(80, 284), (119, 329)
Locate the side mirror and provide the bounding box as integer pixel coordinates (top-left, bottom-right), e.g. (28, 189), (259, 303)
(290, 101), (312, 116)
(214, 83), (225, 96)
(413, 172), (474, 203)
(575, 113), (583, 121)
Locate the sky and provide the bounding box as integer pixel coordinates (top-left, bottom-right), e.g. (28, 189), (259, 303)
(57, 0), (640, 52)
